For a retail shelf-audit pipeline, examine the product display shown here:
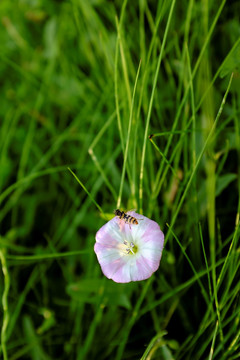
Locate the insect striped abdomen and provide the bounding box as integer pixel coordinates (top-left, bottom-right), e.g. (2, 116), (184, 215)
(131, 218), (138, 224)
(114, 209), (141, 227)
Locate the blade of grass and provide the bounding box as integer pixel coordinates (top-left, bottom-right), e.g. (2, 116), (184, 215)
(208, 321), (218, 360)
(149, 0), (228, 208)
(139, 256), (227, 318)
(6, 249), (90, 262)
(116, 277), (153, 360)
(149, 137), (178, 178)
(139, 0), (176, 213)
(88, 148), (118, 201)
(199, 223), (213, 299)
(165, 73), (233, 243)
(117, 60), (142, 208)
(68, 167), (103, 214)
(140, 331), (167, 360)
(166, 223), (210, 306)
(0, 165), (82, 207)
(0, 249), (10, 360)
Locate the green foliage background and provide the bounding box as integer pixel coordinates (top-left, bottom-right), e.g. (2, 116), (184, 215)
(0, 0), (240, 359)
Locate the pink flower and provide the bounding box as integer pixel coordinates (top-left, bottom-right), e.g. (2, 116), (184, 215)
(94, 211), (164, 283)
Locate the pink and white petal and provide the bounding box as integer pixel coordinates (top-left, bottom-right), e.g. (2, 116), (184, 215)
(140, 222), (164, 246)
(94, 242), (127, 280)
(112, 256), (143, 283)
(96, 220), (123, 246)
(140, 231), (164, 250)
(140, 247), (163, 272)
(125, 255), (155, 282)
(124, 212), (156, 240)
(113, 254), (155, 282)
(110, 259), (132, 283)
(135, 255), (156, 280)
(139, 227), (164, 272)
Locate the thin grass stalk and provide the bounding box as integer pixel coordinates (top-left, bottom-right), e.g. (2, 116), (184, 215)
(117, 60), (142, 208)
(0, 249), (10, 360)
(139, 0), (176, 212)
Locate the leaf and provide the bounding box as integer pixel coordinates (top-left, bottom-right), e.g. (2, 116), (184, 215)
(43, 17), (58, 59)
(220, 40), (240, 78)
(140, 331), (168, 360)
(216, 173), (237, 197)
(66, 278), (132, 310)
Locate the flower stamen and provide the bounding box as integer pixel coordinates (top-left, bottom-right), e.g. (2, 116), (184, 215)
(123, 239), (137, 255)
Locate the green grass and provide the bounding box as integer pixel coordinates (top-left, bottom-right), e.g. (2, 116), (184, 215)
(0, 0), (240, 359)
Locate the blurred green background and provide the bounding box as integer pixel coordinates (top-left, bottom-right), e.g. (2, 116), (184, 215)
(0, 0), (240, 359)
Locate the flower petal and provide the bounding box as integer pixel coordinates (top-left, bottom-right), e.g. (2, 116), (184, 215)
(94, 242), (128, 281)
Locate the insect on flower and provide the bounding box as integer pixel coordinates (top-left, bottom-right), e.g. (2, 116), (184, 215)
(114, 209), (142, 228)
(94, 210), (164, 283)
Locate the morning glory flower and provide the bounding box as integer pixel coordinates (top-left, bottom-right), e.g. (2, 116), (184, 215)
(94, 211), (164, 283)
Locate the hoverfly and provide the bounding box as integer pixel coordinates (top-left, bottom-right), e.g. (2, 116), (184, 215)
(114, 209), (142, 228)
